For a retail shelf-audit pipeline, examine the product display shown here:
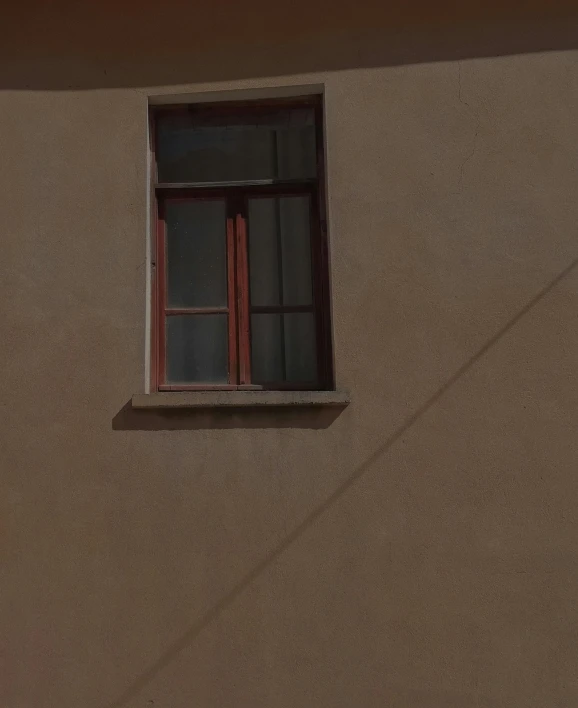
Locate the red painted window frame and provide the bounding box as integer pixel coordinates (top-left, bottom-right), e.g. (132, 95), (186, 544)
(150, 96), (333, 392)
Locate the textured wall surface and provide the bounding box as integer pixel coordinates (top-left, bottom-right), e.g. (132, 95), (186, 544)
(1, 3), (578, 707)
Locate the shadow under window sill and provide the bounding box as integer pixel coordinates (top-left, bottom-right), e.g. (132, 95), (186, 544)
(111, 390), (349, 430)
(131, 390), (350, 410)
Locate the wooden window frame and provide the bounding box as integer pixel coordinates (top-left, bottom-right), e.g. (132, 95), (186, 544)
(150, 96), (333, 392)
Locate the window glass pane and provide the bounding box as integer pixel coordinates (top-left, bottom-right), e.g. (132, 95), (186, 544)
(248, 196), (313, 307)
(251, 312), (317, 384)
(166, 315), (228, 383)
(284, 313), (317, 382)
(156, 108), (316, 184)
(251, 314), (283, 383)
(165, 199), (227, 308)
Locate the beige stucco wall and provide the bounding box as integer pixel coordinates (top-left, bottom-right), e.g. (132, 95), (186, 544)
(2, 5), (578, 707)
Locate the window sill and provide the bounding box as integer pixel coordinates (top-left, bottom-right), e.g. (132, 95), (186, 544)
(131, 390), (350, 410)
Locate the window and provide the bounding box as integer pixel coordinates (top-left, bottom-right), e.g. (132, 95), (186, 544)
(150, 96), (332, 392)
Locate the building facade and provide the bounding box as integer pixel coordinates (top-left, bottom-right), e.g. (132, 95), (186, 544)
(2, 2), (578, 706)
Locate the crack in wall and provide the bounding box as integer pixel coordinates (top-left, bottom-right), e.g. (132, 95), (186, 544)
(455, 62), (481, 194)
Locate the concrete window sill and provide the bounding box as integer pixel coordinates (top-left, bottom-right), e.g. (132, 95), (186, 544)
(131, 390), (350, 410)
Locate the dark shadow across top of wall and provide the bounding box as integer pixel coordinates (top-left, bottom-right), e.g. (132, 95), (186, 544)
(0, 0), (577, 90)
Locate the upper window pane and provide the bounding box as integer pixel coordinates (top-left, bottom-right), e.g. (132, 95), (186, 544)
(248, 195), (313, 307)
(165, 199), (227, 308)
(156, 107), (317, 184)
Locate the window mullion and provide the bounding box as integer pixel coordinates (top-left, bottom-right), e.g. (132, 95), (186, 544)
(226, 211), (239, 386)
(235, 209), (252, 385)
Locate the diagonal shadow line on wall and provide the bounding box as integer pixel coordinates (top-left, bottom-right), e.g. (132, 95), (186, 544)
(105, 253), (578, 708)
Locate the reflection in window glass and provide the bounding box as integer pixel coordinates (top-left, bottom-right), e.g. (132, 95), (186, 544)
(157, 109), (316, 184)
(165, 200), (227, 308)
(248, 196), (313, 307)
